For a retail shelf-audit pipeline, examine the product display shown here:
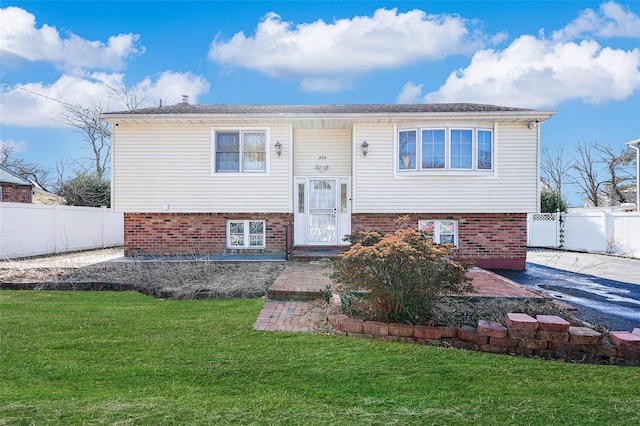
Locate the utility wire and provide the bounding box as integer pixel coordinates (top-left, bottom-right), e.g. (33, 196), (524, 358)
(1, 80), (80, 110)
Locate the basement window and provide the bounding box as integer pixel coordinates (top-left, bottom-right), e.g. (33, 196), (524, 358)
(227, 220), (265, 249)
(418, 220), (458, 246)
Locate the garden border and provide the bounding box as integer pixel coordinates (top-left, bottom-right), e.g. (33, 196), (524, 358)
(328, 293), (640, 366)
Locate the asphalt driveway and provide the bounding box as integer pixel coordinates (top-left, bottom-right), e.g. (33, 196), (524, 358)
(495, 250), (640, 331)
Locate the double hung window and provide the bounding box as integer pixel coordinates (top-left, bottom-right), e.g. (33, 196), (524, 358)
(215, 130), (267, 173)
(227, 220), (265, 249)
(422, 129), (446, 169)
(397, 127), (493, 172)
(398, 130), (417, 170)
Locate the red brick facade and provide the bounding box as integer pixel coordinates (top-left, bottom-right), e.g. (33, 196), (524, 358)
(0, 183), (32, 203)
(124, 213), (293, 256)
(125, 212), (527, 269)
(351, 213), (527, 269)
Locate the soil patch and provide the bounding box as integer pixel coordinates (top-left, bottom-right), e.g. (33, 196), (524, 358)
(0, 261), (286, 299)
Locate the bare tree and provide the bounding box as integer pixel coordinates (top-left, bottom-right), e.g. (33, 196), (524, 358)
(58, 101), (111, 179)
(595, 144), (635, 204)
(570, 140), (636, 207)
(0, 143), (51, 190)
(102, 79), (144, 111)
(57, 81), (144, 179)
(570, 140), (602, 207)
(541, 147), (571, 197)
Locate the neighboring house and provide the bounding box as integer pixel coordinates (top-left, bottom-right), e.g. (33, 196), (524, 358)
(102, 103), (554, 269)
(31, 182), (65, 204)
(0, 165), (33, 203)
(584, 188), (636, 209)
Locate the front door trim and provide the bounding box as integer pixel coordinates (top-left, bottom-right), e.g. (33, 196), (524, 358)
(293, 176), (351, 246)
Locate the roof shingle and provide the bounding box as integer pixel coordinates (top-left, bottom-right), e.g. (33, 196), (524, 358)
(105, 103), (535, 116)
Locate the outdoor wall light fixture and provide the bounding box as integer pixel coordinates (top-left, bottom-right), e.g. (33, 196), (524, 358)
(528, 120), (540, 130)
(361, 140), (369, 157)
(274, 141), (283, 157)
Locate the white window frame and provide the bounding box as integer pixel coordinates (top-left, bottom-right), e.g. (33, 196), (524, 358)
(212, 128), (270, 174)
(421, 128), (446, 170)
(398, 129), (418, 171)
(396, 126), (494, 175)
(449, 128), (474, 170)
(418, 219), (459, 247)
(226, 220), (266, 249)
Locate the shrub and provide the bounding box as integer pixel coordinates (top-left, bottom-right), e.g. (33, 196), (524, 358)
(331, 222), (473, 324)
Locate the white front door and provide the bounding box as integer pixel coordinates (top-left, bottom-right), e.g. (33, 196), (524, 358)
(294, 177), (351, 246)
(308, 178), (338, 244)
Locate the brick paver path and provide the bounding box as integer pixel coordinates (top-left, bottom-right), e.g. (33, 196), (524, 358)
(255, 261), (332, 333)
(253, 300), (327, 333)
(254, 262), (544, 333)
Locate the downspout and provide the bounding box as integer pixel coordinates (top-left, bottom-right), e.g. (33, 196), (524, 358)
(627, 138), (640, 212)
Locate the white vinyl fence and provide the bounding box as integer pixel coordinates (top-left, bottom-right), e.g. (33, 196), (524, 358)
(528, 210), (640, 258)
(0, 203), (123, 259)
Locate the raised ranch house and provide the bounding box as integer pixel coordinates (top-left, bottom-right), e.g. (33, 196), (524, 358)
(102, 103), (554, 269)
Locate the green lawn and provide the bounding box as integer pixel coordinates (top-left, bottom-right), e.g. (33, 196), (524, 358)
(1, 291), (639, 425)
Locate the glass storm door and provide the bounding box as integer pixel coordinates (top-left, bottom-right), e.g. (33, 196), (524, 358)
(308, 178), (338, 244)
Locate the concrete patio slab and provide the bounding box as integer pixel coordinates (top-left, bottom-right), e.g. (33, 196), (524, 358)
(527, 250), (640, 285)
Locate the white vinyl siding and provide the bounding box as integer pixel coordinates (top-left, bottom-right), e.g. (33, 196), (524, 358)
(111, 124), (291, 213)
(293, 130), (351, 176)
(353, 123), (538, 213)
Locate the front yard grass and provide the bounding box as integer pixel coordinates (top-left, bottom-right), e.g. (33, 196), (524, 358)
(1, 291), (639, 425)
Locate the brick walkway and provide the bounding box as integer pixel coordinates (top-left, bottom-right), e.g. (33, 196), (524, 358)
(254, 262), (543, 333)
(465, 267), (545, 298)
(253, 300), (327, 333)
(254, 261), (332, 333)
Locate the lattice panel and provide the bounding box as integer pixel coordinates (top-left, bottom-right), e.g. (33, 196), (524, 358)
(530, 213), (558, 222)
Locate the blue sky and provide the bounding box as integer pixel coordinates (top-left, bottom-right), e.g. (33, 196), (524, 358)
(1, 1), (639, 206)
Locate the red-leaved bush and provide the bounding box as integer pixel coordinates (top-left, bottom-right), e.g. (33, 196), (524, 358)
(331, 220), (473, 324)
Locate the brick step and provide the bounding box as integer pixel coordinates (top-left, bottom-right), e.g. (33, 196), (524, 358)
(288, 246), (345, 261)
(267, 288), (327, 301)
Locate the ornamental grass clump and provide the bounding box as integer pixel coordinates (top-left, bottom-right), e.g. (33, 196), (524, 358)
(331, 222), (473, 324)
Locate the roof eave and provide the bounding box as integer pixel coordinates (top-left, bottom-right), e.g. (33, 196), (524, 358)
(100, 110), (556, 124)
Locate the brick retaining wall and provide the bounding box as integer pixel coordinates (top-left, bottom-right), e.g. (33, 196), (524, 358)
(329, 295), (639, 365)
(351, 213), (527, 269)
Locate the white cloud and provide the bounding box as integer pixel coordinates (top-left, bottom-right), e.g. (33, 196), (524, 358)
(396, 81), (423, 103)
(0, 139), (28, 154)
(0, 6), (144, 72)
(209, 8), (487, 92)
(135, 71), (211, 107)
(552, 1), (640, 41)
(401, 2), (640, 108)
(0, 72), (211, 128)
(299, 77), (352, 93)
(422, 36), (640, 108)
